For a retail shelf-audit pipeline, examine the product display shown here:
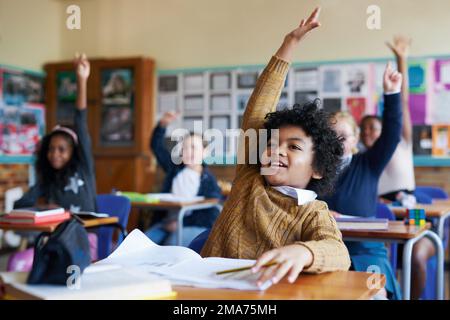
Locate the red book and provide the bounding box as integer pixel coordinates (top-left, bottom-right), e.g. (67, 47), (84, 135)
(0, 212), (71, 225)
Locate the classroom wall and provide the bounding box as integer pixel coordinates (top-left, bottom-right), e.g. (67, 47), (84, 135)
(57, 0), (450, 69)
(0, 0), (63, 71)
(2, 0), (450, 71)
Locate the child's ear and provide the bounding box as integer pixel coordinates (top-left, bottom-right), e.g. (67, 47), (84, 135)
(312, 171), (323, 180)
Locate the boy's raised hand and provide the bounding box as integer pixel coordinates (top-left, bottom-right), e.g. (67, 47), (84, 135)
(383, 62), (402, 94)
(285, 7), (321, 44)
(386, 36), (411, 59)
(159, 111), (180, 127)
(74, 53), (90, 81)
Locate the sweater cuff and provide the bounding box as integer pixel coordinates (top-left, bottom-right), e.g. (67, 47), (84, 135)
(268, 56), (290, 76)
(296, 241), (326, 274)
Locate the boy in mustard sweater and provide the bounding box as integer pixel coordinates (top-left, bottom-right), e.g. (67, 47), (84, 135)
(201, 8), (351, 287)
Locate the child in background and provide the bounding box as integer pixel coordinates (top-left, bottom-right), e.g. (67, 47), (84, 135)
(14, 54), (97, 213)
(359, 36), (436, 300)
(145, 111), (222, 246)
(202, 8), (350, 287)
(322, 62), (404, 299)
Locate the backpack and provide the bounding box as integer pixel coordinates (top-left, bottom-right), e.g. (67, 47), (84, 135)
(27, 216), (91, 285)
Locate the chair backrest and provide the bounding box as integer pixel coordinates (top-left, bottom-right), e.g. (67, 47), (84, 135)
(415, 186), (449, 200)
(96, 194), (131, 260)
(376, 203), (398, 271)
(5, 187), (23, 213)
(188, 229), (211, 254)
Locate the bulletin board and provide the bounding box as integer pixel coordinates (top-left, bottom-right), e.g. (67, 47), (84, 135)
(0, 65), (46, 163)
(158, 55), (450, 163)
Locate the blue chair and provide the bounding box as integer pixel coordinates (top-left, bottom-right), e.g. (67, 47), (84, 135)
(188, 229), (211, 254)
(96, 194), (131, 260)
(415, 186), (449, 200)
(414, 186), (448, 300)
(376, 203), (398, 271)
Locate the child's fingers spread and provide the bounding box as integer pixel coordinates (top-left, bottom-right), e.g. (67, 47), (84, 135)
(256, 265), (277, 287)
(288, 264), (304, 283)
(252, 251), (278, 272)
(271, 261), (293, 284)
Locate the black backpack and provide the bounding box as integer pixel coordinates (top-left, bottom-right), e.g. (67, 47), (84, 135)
(27, 216), (91, 285)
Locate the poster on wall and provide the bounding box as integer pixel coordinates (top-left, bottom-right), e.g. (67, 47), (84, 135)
(0, 68), (45, 161)
(56, 70), (77, 126)
(346, 97), (366, 124)
(434, 59), (450, 91)
(321, 67), (342, 94)
(408, 61), (427, 94)
(344, 65), (369, 96)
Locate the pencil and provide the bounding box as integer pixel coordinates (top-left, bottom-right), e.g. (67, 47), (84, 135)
(215, 261), (278, 275)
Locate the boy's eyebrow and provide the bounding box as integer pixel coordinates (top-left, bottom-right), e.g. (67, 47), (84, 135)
(286, 137), (306, 145)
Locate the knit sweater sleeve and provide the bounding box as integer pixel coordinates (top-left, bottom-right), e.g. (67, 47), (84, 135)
(296, 201), (351, 273)
(236, 56), (290, 176)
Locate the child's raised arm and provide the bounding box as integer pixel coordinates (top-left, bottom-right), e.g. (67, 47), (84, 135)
(237, 8), (321, 172)
(386, 36), (412, 143)
(74, 53), (95, 176)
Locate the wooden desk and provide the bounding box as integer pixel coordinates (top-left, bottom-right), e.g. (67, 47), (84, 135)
(174, 271), (385, 300)
(389, 203), (450, 239)
(341, 221), (444, 300)
(132, 199), (222, 246)
(0, 216), (119, 233)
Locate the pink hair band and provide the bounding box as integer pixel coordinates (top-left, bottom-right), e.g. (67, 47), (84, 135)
(52, 125), (79, 145)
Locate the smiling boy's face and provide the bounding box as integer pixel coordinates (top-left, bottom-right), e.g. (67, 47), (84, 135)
(261, 125), (322, 189)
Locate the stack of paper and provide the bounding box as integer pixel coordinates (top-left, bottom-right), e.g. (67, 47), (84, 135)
(95, 229), (273, 291)
(0, 206), (70, 225)
(0, 267), (173, 300)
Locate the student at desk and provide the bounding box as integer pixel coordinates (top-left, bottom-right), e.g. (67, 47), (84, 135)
(145, 112), (222, 246)
(14, 54), (96, 213)
(202, 7), (351, 287)
(321, 62), (404, 299)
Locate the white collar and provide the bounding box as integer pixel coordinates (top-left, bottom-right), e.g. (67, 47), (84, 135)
(272, 186), (317, 205)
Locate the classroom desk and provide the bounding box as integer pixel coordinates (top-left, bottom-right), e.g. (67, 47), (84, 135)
(132, 199), (223, 246)
(341, 221), (444, 300)
(173, 271), (385, 300)
(389, 203), (450, 239)
(0, 216), (121, 233)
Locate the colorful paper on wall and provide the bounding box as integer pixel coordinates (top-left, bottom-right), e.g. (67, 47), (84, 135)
(346, 97), (366, 124)
(430, 91), (450, 124)
(409, 94), (427, 125)
(434, 59), (450, 90)
(408, 62), (427, 94)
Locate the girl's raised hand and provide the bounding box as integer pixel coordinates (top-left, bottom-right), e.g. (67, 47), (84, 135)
(386, 36), (411, 59)
(285, 7), (321, 44)
(74, 53), (90, 81)
(159, 111), (180, 127)
(383, 62), (403, 94)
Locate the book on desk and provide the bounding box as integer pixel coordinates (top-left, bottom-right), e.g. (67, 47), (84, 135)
(335, 215), (389, 231)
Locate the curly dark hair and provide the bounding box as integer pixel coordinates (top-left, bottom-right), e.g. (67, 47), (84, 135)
(263, 99), (344, 196)
(35, 131), (82, 190)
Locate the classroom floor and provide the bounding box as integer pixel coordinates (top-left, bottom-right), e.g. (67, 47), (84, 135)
(0, 249), (449, 300)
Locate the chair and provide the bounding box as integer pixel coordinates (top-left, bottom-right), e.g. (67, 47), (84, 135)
(414, 186), (448, 300)
(188, 229), (211, 254)
(376, 203), (398, 271)
(96, 194), (131, 260)
(415, 186), (449, 200)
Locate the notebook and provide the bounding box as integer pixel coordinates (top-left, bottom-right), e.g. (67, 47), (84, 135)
(145, 193), (205, 203)
(95, 229), (273, 291)
(71, 211), (109, 218)
(335, 217), (389, 230)
(0, 267), (174, 300)
(9, 205), (65, 218)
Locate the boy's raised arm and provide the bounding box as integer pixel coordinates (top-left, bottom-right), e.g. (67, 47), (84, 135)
(237, 8), (321, 172)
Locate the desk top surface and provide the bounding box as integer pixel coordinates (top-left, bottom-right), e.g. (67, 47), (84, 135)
(390, 203), (450, 217)
(341, 220), (430, 240)
(132, 198), (220, 209)
(0, 216), (119, 233)
(173, 271), (385, 300)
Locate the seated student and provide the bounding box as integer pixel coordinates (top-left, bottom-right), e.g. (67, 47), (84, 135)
(322, 63), (404, 299)
(360, 36), (435, 300)
(15, 54), (96, 213)
(145, 111), (222, 246)
(201, 8), (351, 287)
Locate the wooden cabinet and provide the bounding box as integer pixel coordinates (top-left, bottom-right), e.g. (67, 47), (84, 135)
(44, 57), (155, 194)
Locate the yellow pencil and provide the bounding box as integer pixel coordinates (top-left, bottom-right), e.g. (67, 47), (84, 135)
(215, 261), (278, 275)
